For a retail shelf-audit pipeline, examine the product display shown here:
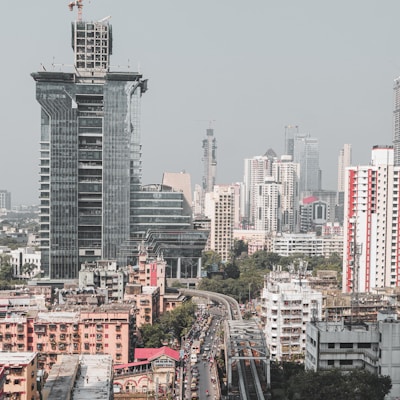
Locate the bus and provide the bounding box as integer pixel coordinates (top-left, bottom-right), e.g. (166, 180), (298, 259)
(191, 340), (201, 354)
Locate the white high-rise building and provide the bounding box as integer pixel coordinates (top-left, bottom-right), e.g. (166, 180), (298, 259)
(255, 177), (280, 232)
(393, 77), (400, 165)
(273, 155), (300, 233)
(261, 271), (323, 361)
(243, 150), (276, 226)
(254, 155), (299, 233)
(343, 146), (400, 293)
(204, 185), (235, 262)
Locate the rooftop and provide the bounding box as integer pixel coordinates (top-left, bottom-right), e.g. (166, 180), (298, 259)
(0, 351), (37, 365)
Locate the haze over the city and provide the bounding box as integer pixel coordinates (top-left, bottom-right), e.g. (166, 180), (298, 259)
(1, 0), (400, 205)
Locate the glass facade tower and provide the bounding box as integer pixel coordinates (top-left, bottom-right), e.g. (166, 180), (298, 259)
(32, 19), (147, 279)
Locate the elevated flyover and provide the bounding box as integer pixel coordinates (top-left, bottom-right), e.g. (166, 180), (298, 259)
(180, 289), (270, 399)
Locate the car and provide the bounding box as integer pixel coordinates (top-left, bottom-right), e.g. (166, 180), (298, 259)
(204, 346), (210, 352)
(191, 383), (198, 391)
(191, 393), (199, 399)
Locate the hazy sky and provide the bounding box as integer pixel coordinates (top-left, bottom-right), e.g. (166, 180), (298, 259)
(1, 0), (400, 205)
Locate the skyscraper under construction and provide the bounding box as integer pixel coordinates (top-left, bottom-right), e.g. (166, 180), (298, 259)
(32, 5), (147, 279)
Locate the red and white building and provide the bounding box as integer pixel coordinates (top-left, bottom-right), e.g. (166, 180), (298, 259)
(343, 146), (400, 293)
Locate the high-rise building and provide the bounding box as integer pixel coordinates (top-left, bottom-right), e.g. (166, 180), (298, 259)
(32, 15), (147, 279)
(202, 128), (217, 193)
(204, 185), (235, 262)
(393, 77), (400, 165)
(293, 134), (321, 196)
(273, 155), (300, 233)
(342, 146), (400, 293)
(0, 190), (11, 210)
(254, 177), (281, 233)
(243, 149), (276, 226)
(337, 144), (352, 193)
(260, 271), (322, 361)
(284, 125), (299, 158)
(244, 153), (299, 233)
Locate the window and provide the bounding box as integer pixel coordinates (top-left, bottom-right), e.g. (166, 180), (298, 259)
(340, 343), (353, 349)
(339, 360), (353, 366)
(328, 343), (335, 349)
(328, 360), (334, 366)
(357, 343), (371, 349)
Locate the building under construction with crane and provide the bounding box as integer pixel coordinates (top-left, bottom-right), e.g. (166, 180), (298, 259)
(31, 1), (208, 282)
(31, 1), (148, 279)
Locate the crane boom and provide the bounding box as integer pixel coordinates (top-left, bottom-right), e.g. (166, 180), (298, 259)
(68, 0), (83, 21)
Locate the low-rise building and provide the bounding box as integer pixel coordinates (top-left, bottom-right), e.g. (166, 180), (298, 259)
(113, 346), (179, 396)
(42, 354), (113, 400)
(272, 232), (343, 258)
(305, 310), (400, 400)
(0, 352), (39, 400)
(0, 305), (135, 370)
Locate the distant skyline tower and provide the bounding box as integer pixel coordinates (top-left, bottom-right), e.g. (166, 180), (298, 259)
(337, 144), (352, 193)
(202, 128), (217, 193)
(293, 134), (321, 196)
(284, 125), (299, 157)
(0, 190), (11, 210)
(32, 11), (147, 279)
(336, 143), (352, 223)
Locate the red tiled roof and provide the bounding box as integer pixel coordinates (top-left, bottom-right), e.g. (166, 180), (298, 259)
(134, 346), (180, 362)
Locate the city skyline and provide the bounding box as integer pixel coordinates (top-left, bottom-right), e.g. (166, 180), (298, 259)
(1, 1), (400, 205)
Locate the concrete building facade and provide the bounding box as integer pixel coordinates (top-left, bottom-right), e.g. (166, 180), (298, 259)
(0, 352), (39, 400)
(204, 185), (235, 262)
(271, 233), (343, 259)
(305, 311), (400, 400)
(32, 16), (147, 280)
(260, 271), (323, 361)
(342, 146), (400, 293)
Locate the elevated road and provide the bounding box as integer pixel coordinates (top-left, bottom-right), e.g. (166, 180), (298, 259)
(180, 289), (270, 399)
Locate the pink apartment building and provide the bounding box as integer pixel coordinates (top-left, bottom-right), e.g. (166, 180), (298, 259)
(0, 305), (135, 371)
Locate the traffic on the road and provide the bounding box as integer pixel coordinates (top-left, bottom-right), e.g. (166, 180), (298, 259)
(180, 306), (222, 400)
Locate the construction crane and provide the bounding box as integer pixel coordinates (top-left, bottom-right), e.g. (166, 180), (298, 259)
(68, 0), (84, 21)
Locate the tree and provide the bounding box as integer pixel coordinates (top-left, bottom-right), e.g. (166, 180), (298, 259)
(231, 239), (248, 258)
(202, 250), (222, 270)
(224, 261), (240, 279)
(286, 369), (391, 400)
(22, 263), (36, 278)
(138, 301), (197, 348)
(0, 255), (13, 281)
